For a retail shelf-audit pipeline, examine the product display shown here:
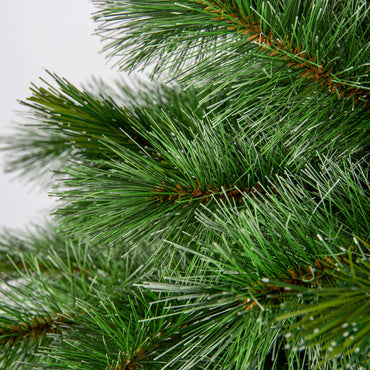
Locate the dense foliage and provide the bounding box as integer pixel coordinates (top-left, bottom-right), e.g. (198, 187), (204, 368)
(1, 1), (369, 368)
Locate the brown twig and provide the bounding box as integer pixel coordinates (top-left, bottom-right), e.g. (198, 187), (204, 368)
(148, 180), (279, 205)
(0, 312), (73, 345)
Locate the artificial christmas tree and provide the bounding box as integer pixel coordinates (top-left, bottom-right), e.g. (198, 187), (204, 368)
(1, 0), (369, 368)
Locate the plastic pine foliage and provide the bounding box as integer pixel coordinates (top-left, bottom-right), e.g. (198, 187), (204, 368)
(1, 1), (369, 369)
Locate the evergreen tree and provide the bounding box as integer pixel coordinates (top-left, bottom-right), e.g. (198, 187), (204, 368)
(1, 1), (369, 368)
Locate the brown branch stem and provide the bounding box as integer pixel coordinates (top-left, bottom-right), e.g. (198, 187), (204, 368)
(148, 180), (278, 205)
(0, 312), (74, 345)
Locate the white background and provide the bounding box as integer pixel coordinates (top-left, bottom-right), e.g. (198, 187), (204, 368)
(0, 0), (122, 229)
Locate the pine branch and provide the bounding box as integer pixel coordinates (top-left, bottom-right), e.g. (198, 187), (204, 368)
(198, 0), (370, 107)
(56, 110), (289, 246)
(23, 72), (151, 154)
(1, 72), (161, 186)
(93, 0), (370, 102)
(277, 240), (370, 369)
(2, 72), (224, 187)
(92, 1), (370, 160)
